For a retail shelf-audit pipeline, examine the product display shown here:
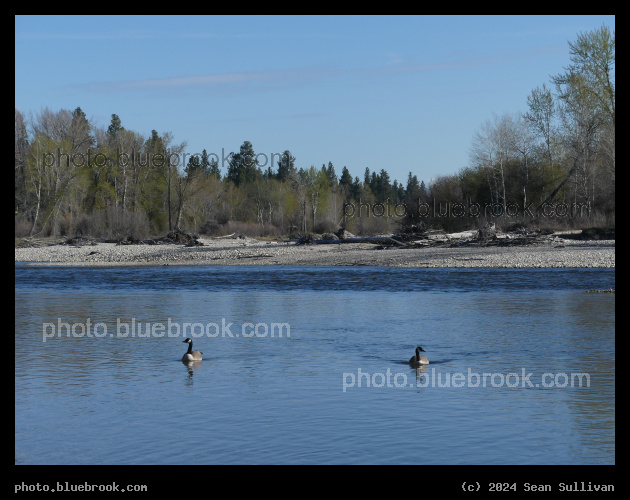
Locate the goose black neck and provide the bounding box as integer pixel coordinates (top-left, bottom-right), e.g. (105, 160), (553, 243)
(416, 347), (420, 361)
(187, 341), (193, 354)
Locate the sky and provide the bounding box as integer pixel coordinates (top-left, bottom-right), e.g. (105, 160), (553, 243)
(15, 14), (615, 186)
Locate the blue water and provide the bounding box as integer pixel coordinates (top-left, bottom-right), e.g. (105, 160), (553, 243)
(15, 265), (615, 464)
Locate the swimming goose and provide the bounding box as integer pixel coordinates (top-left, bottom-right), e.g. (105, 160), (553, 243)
(182, 338), (203, 362)
(409, 346), (429, 366)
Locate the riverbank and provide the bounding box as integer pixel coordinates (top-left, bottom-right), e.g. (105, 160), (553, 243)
(15, 236), (615, 268)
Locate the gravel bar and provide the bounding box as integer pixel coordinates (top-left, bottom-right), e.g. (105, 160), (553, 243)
(15, 237), (615, 268)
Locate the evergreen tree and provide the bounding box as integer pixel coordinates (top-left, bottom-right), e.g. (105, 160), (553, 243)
(419, 180), (428, 202)
(73, 106), (86, 121)
(276, 150), (296, 182)
(199, 149), (211, 175)
(392, 180), (405, 203)
(142, 130), (169, 230)
(375, 169), (391, 202)
(207, 156), (220, 178)
(325, 161), (337, 186)
(339, 166), (353, 187)
(107, 114), (123, 141)
(351, 176), (363, 201)
(401, 173), (425, 231)
(338, 166), (353, 202)
(186, 155), (201, 174)
(227, 141), (260, 186)
(364, 167), (371, 186)
(405, 172), (421, 200)
(70, 107), (93, 151)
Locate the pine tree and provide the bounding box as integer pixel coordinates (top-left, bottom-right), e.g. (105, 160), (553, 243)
(276, 150), (296, 182)
(200, 149), (211, 175)
(325, 161), (337, 186)
(401, 173), (425, 232)
(107, 114), (123, 141)
(227, 141), (260, 186)
(186, 155), (201, 174)
(69, 107), (93, 151)
(376, 169), (391, 202)
(208, 157), (220, 178)
(339, 166), (353, 187)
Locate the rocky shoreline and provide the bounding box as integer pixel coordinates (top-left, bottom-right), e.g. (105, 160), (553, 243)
(15, 233), (615, 268)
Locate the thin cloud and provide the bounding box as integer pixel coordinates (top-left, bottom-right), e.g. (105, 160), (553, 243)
(283, 112), (331, 119)
(123, 72), (282, 88)
(385, 52), (405, 66)
(65, 45), (563, 96)
(16, 30), (343, 41)
(16, 31), (160, 41)
(69, 67), (343, 94)
(371, 45), (565, 76)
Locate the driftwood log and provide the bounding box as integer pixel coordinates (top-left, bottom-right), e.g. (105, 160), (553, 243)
(295, 226), (614, 249)
(312, 236), (406, 246)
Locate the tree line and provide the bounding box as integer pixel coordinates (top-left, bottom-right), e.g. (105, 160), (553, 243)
(15, 25), (614, 240)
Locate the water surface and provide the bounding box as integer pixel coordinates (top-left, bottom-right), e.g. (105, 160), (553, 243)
(15, 265), (615, 464)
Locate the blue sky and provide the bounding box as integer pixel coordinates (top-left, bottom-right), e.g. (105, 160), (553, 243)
(15, 15), (614, 186)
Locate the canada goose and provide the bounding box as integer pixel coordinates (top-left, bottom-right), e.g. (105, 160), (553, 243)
(182, 338), (203, 362)
(409, 346), (429, 366)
